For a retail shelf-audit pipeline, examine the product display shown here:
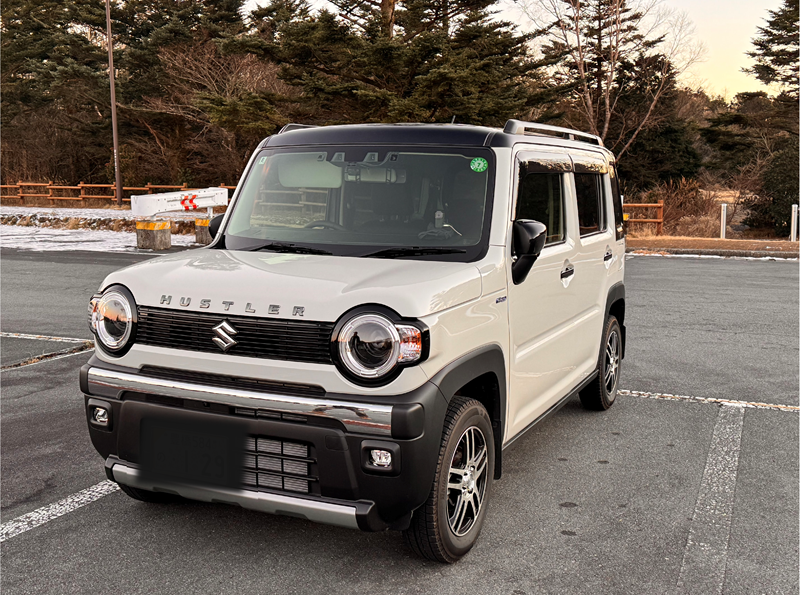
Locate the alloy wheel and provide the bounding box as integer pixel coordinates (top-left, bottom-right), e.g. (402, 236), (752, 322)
(446, 426), (488, 537)
(604, 330), (620, 397)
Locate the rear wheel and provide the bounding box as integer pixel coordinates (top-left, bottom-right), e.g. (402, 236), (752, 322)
(579, 315), (621, 410)
(403, 397), (494, 563)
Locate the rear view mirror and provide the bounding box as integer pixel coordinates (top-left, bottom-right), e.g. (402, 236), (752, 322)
(344, 167), (407, 183)
(512, 219), (547, 284)
(209, 214), (225, 240)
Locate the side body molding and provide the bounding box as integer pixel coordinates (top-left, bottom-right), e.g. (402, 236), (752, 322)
(429, 345), (507, 479)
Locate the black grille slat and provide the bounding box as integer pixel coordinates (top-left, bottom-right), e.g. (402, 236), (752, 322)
(136, 306), (334, 364)
(139, 366), (326, 398)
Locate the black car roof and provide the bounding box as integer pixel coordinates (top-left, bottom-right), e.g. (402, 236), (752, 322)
(264, 123), (503, 148)
(261, 120), (611, 155)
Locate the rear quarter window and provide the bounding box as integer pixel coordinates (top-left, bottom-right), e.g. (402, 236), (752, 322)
(574, 173), (605, 237)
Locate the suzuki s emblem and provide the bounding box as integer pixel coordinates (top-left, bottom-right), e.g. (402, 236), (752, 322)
(212, 320), (238, 352)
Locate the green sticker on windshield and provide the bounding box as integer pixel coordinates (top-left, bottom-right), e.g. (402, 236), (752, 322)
(470, 157), (488, 172)
(258, 156), (267, 165)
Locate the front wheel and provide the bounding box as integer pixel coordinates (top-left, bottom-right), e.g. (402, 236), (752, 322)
(403, 397), (494, 563)
(579, 315), (622, 410)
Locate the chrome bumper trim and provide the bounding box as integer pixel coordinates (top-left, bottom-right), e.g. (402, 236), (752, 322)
(111, 463), (359, 530)
(87, 367), (392, 436)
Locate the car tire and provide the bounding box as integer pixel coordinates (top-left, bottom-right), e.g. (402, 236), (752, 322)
(579, 315), (622, 411)
(118, 483), (182, 503)
(403, 397), (494, 563)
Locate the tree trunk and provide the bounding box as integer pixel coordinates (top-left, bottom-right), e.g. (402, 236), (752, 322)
(381, 0), (395, 38)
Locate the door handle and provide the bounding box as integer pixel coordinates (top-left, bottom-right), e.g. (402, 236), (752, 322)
(560, 265), (575, 279)
(603, 250), (614, 262)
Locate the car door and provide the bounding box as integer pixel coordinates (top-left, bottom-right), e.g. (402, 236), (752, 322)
(567, 152), (616, 381)
(506, 149), (584, 439)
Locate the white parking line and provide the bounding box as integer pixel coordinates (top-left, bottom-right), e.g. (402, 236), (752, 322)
(0, 331), (89, 343)
(619, 389), (799, 413)
(0, 346), (94, 371)
(676, 404), (745, 594)
(0, 481), (119, 543)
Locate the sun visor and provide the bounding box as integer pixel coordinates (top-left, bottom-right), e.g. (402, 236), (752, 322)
(276, 153), (342, 188)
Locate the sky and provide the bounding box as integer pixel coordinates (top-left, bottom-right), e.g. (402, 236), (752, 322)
(667, 0), (783, 97)
(245, 0), (785, 99)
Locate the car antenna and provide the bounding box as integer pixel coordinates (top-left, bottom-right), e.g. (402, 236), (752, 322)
(450, 115), (456, 124)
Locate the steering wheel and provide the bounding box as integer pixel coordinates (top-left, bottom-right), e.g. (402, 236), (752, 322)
(303, 221), (348, 231)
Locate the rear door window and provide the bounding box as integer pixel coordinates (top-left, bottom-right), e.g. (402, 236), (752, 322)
(574, 173), (605, 237)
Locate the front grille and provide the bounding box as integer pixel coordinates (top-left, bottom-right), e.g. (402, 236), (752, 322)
(139, 366), (326, 398)
(136, 306), (334, 365)
(241, 436), (317, 494)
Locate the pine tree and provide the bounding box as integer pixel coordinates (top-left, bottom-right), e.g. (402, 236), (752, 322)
(1, 0), (114, 183)
(231, 0), (547, 125)
(745, 0), (799, 95)
(613, 56), (701, 191)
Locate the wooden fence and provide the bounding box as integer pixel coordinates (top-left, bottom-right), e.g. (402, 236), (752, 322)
(2, 182), (666, 235)
(0, 181), (236, 203)
(624, 201), (664, 235)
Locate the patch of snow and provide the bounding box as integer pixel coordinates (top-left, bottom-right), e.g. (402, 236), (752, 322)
(0, 225), (199, 252)
(627, 252), (797, 262)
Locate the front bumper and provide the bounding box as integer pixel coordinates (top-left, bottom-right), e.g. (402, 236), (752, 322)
(107, 458), (365, 529)
(81, 357), (448, 531)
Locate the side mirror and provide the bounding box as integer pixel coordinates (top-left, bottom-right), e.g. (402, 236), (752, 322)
(208, 214), (225, 240)
(512, 219), (547, 285)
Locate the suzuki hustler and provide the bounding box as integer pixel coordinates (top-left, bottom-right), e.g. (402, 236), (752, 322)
(82, 119), (626, 563)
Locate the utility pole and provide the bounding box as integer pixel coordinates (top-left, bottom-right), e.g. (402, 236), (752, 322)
(105, 0), (123, 206)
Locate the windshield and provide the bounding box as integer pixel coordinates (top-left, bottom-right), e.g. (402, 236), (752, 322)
(222, 145), (495, 261)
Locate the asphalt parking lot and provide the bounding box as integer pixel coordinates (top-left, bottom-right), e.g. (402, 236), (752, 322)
(1, 249), (798, 595)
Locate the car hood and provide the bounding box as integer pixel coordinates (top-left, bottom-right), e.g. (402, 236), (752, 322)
(102, 248), (484, 321)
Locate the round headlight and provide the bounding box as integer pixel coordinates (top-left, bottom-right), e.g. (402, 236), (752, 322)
(338, 314), (401, 379)
(89, 287), (135, 353)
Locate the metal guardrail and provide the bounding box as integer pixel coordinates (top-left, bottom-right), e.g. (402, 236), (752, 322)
(0, 181), (236, 203)
(623, 201), (664, 235)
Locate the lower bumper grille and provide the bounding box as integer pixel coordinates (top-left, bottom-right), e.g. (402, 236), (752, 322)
(241, 436), (317, 494)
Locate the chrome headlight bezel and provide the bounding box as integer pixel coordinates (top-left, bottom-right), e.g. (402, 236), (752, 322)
(331, 306), (429, 387)
(88, 285), (137, 356)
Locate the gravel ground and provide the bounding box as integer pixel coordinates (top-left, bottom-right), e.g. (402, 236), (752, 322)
(628, 236), (799, 255)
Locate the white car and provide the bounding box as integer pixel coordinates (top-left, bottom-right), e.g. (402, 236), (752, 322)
(82, 120), (626, 563)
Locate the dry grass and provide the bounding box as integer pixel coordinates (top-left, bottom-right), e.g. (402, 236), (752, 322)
(672, 215), (742, 239)
(627, 178), (752, 238)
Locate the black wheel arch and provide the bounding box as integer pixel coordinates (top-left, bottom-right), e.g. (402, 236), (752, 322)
(605, 282), (626, 359)
(429, 345), (506, 479)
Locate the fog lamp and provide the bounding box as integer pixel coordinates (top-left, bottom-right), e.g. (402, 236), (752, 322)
(92, 407), (109, 426)
(369, 449), (392, 468)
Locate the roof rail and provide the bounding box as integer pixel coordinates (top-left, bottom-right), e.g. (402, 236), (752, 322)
(278, 123), (319, 134)
(503, 119), (603, 147)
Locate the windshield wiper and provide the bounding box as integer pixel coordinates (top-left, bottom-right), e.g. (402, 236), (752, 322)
(250, 242), (333, 255)
(360, 247), (467, 259)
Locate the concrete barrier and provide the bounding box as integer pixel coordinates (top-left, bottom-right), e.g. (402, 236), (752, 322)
(195, 217), (212, 245)
(135, 220), (171, 250)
